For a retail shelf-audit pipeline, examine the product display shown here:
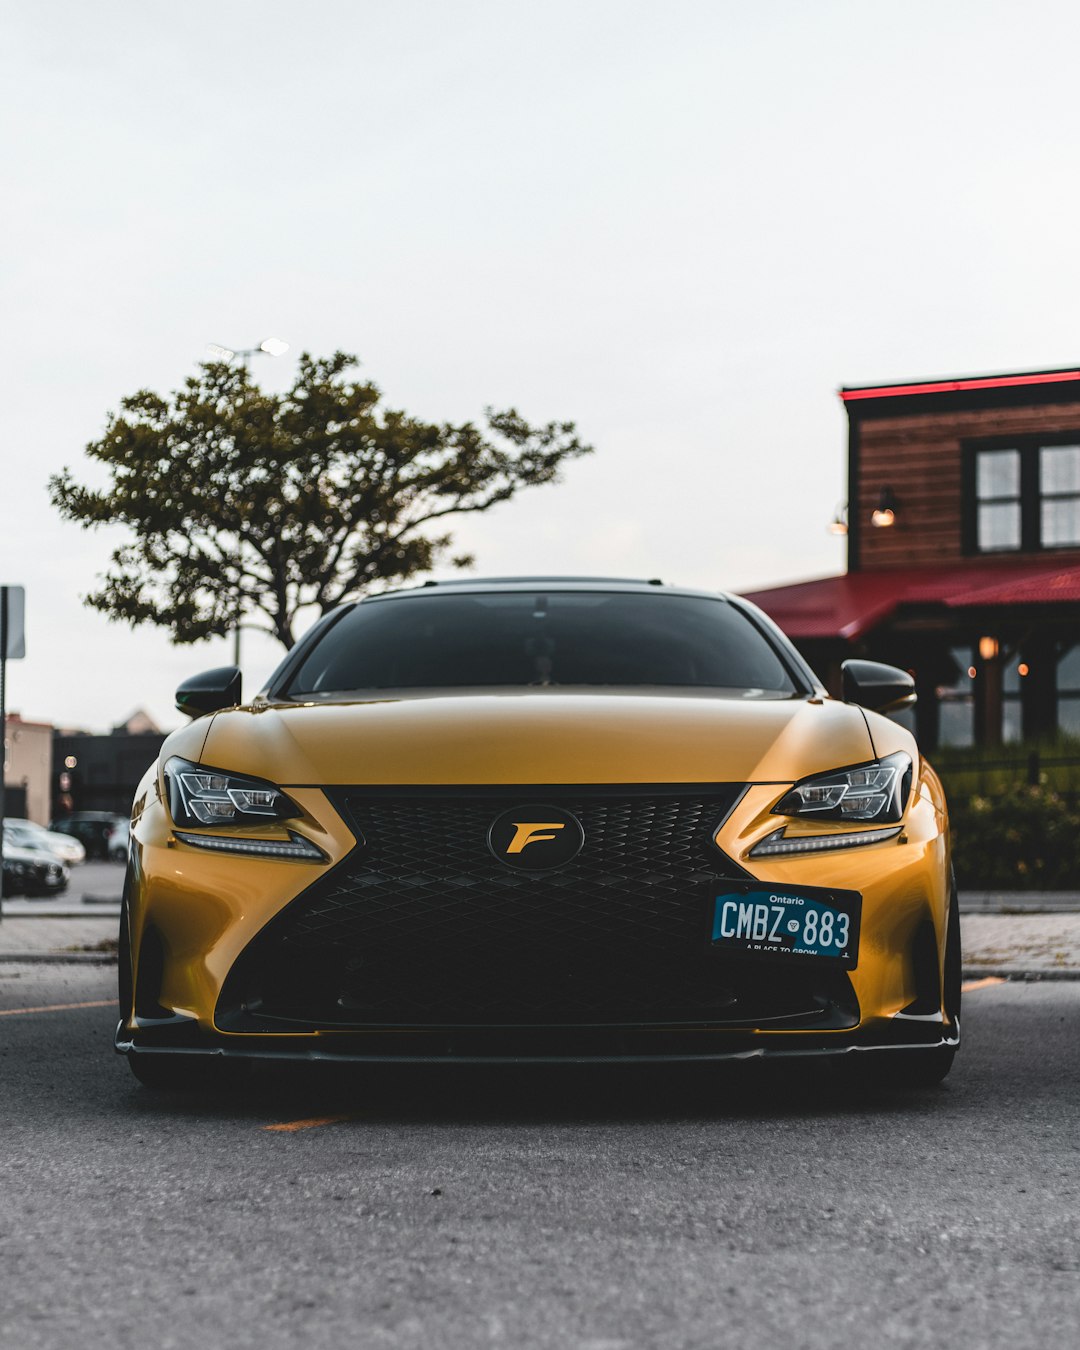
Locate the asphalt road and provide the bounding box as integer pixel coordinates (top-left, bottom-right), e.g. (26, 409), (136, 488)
(1, 968), (1078, 1350)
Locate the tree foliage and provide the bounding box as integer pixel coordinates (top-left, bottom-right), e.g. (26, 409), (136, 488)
(49, 353), (592, 648)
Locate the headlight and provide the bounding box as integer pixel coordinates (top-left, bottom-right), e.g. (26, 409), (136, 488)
(772, 752), (913, 824)
(164, 757), (298, 829)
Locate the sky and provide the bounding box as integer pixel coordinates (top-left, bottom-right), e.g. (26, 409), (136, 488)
(3, 0), (1080, 731)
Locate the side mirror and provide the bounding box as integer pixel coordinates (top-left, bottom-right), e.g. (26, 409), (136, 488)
(175, 666), (242, 717)
(841, 659), (916, 713)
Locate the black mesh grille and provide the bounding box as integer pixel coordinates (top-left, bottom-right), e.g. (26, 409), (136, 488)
(219, 786), (856, 1031)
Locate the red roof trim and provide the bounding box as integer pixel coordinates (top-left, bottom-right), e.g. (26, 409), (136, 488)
(839, 371), (1080, 402)
(742, 560), (1080, 642)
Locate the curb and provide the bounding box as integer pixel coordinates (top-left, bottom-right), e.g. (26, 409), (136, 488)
(0, 912), (121, 921)
(0, 952), (117, 965)
(962, 966), (1080, 982)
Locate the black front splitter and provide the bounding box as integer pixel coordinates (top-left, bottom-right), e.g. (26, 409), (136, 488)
(115, 1018), (959, 1066)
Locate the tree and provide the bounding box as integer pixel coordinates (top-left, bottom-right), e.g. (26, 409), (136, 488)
(49, 352), (592, 649)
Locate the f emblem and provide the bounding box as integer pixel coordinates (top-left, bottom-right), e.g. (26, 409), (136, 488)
(488, 805), (585, 871)
(505, 822), (566, 854)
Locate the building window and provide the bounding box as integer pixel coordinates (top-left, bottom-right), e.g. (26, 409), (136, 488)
(975, 449), (1021, 551)
(971, 442), (1080, 553)
(1040, 446), (1080, 548)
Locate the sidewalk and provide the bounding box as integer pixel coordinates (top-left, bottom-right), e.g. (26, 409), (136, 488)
(2, 910), (1080, 976)
(962, 913), (1080, 976)
(960, 891), (1080, 913)
(0, 916), (118, 963)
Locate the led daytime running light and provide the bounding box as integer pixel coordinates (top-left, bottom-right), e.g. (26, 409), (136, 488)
(173, 830), (326, 861)
(749, 826), (902, 858)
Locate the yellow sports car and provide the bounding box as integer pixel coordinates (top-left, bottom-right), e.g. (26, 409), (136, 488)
(117, 579), (959, 1090)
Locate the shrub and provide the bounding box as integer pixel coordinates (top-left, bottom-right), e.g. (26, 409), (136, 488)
(950, 784), (1080, 889)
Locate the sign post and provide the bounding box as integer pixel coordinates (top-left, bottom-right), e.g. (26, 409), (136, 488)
(0, 585), (27, 922)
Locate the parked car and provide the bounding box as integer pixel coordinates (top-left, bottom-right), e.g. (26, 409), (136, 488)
(1, 844), (69, 897)
(118, 577), (958, 1093)
(50, 812), (127, 861)
(108, 818), (130, 862)
(3, 817), (86, 865)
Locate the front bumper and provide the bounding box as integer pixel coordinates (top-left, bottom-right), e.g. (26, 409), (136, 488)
(121, 776), (952, 1063)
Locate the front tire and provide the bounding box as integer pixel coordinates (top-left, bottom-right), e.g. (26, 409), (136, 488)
(887, 881), (962, 1087)
(879, 1042), (956, 1089)
(839, 875), (962, 1090)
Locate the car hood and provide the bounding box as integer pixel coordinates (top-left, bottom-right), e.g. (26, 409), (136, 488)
(195, 691), (877, 786)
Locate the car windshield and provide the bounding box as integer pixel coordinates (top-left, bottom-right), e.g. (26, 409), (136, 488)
(286, 591), (799, 696)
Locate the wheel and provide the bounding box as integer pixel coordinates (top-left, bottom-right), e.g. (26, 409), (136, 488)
(944, 869), (963, 1028)
(127, 1053), (253, 1093)
(886, 881), (962, 1087)
(117, 874), (133, 1018)
(877, 1043), (956, 1089)
(837, 876), (962, 1090)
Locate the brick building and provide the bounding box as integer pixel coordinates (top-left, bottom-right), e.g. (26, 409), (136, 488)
(744, 367), (1080, 750)
(2, 713), (53, 824)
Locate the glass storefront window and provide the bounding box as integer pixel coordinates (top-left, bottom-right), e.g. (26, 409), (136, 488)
(1058, 645), (1080, 739)
(1002, 657), (1023, 744)
(937, 646), (974, 747)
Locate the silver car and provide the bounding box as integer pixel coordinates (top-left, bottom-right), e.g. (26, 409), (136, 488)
(3, 818), (86, 865)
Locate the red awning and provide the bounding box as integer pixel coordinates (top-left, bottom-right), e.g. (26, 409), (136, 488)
(742, 560), (1080, 642)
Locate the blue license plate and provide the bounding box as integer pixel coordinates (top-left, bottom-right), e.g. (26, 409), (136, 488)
(710, 882), (861, 969)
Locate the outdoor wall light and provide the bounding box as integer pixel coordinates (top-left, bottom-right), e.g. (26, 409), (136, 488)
(871, 487), (897, 528)
(978, 636), (999, 661)
(828, 502), (849, 536)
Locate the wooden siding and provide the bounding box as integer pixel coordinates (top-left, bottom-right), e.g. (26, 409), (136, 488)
(855, 401), (1080, 570)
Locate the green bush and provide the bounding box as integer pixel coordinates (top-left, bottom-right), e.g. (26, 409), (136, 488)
(950, 784), (1080, 889)
(934, 738), (1080, 798)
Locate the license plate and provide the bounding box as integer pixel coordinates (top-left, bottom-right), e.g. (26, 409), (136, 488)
(709, 881), (861, 969)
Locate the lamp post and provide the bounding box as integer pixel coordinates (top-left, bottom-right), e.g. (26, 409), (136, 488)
(206, 337), (290, 368)
(205, 339), (290, 664)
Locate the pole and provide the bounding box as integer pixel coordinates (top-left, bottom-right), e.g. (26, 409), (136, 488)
(1, 586), (7, 919)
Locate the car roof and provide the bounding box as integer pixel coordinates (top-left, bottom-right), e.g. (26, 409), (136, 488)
(359, 577), (737, 603)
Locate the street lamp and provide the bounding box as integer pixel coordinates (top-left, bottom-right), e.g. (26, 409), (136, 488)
(206, 337), (290, 366)
(204, 337), (290, 664)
